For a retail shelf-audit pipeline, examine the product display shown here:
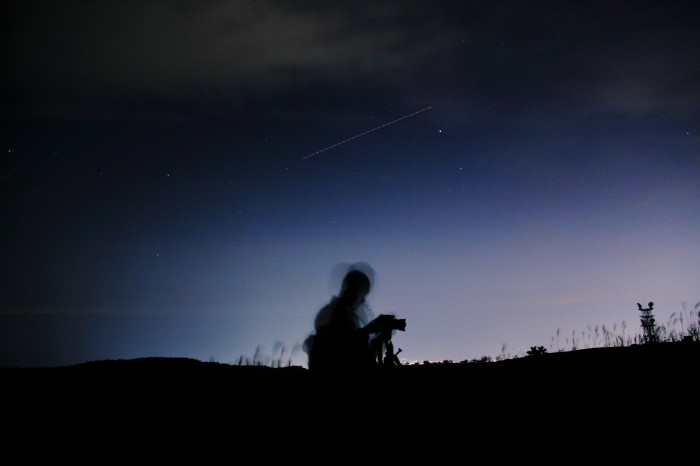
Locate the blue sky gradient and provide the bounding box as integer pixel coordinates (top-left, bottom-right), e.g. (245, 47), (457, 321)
(2, 0), (698, 367)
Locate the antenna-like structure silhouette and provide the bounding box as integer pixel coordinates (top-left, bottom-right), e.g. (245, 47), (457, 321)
(637, 302), (659, 344)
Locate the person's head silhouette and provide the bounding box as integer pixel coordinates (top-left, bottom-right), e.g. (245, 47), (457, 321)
(339, 269), (371, 310)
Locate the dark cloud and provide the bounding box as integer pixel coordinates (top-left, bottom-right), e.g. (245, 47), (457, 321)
(4, 1), (448, 118)
(3, 0), (698, 123)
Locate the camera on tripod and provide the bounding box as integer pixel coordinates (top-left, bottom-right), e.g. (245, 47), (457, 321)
(373, 314), (406, 334)
(369, 314), (406, 368)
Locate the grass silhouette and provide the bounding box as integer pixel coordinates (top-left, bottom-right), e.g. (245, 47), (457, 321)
(547, 302), (700, 354)
(234, 342), (304, 367)
(234, 302), (699, 368)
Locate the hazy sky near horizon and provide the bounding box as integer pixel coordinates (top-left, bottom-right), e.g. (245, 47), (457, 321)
(2, 0), (699, 367)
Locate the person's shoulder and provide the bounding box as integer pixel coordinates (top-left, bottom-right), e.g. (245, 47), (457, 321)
(314, 297), (339, 327)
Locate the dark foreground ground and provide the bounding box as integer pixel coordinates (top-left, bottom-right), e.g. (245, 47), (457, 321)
(3, 342), (696, 452)
(4, 341), (697, 402)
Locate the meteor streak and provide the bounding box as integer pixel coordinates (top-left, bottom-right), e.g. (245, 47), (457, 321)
(302, 107), (432, 160)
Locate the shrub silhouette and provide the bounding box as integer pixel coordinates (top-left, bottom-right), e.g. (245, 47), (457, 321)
(526, 346), (548, 356)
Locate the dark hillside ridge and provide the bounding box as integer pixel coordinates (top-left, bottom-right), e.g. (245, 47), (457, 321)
(6, 341), (697, 389)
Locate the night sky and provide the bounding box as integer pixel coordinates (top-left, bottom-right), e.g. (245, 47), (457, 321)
(2, 1), (699, 368)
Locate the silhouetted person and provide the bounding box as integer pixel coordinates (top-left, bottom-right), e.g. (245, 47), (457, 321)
(304, 269), (402, 374)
